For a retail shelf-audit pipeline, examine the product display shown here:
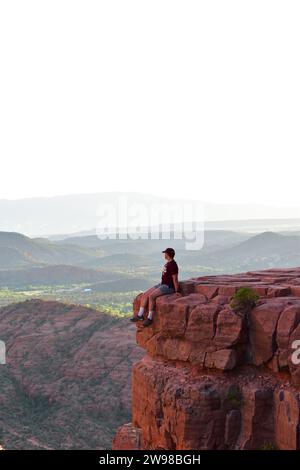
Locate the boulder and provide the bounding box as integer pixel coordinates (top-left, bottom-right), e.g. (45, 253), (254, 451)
(205, 349), (237, 371)
(112, 423), (143, 450)
(195, 284), (219, 299)
(214, 308), (245, 348)
(277, 304), (300, 369)
(248, 301), (285, 365)
(185, 303), (220, 343)
(274, 390), (300, 450)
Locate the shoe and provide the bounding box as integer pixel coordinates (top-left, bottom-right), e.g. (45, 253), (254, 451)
(129, 315), (143, 322)
(143, 318), (153, 327)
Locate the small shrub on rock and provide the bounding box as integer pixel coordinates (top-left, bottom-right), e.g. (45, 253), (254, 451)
(230, 287), (259, 318)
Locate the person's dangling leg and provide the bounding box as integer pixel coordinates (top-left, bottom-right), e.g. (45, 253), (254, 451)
(143, 287), (165, 326)
(129, 286), (158, 322)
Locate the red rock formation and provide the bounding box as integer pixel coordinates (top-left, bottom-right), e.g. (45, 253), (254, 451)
(113, 268), (300, 450)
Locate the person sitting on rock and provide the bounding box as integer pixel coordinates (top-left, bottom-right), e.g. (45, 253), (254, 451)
(129, 247), (179, 327)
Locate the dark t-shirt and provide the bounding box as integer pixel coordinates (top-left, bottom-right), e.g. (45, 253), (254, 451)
(161, 259), (178, 289)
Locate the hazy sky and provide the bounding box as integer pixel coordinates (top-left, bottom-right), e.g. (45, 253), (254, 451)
(1, 1), (299, 206)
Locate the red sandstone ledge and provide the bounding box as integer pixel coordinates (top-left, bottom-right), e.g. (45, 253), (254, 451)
(113, 268), (300, 450)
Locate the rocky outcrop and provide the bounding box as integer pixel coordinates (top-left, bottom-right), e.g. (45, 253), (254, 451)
(113, 268), (300, 450)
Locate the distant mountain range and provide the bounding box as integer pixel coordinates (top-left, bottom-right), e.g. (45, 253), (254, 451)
(1, 192), (300, 236)
(0, 231), (104, 269)
(0, 228), (250, 272)
(0, 229), (300, 288)
(177, 231), (300, 272)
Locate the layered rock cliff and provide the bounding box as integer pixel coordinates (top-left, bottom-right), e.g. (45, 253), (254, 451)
(113, 268), (300, 450)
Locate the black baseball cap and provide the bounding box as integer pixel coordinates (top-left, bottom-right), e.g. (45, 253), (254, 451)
(162, 247), (175, 257)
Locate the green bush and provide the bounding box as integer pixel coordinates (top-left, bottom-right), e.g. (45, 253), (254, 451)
(260, 441), (279, 450)
(224, 386), (242, 409)
(230, 287), (259, 318)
